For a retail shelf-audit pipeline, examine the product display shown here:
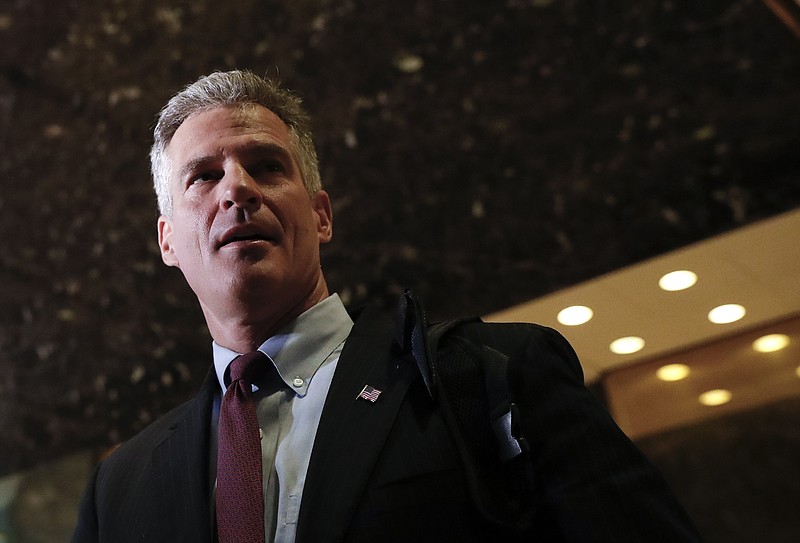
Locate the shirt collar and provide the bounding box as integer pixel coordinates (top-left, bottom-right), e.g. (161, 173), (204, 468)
(213, 293), (353, 397)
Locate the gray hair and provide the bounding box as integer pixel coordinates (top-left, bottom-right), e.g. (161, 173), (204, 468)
(150, 70), (322, 216)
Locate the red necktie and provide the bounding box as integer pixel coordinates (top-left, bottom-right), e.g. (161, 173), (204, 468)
(216, 351), (267, 543)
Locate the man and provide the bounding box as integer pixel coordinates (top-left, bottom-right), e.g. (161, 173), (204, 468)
(72, 70), (700, 542)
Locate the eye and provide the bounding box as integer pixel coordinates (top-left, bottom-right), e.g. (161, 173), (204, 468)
(252, 160), (285, 176)
(189, 170), (221, 186)
(244, 160), (288, 183)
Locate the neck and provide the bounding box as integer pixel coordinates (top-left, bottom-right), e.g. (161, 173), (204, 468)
(202, 278), (330, 353)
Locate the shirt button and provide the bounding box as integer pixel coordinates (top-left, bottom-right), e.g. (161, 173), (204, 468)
(292, 377), (304, 388)
(259, 428), (264, 440)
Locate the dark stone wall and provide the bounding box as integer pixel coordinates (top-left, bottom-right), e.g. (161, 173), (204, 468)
(1, 0), (799, 520)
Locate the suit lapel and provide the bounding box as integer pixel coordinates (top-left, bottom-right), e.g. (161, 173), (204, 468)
(296, 306), (419, 542)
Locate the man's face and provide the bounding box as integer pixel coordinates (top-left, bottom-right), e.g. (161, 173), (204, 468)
(157, 104), (332, 320)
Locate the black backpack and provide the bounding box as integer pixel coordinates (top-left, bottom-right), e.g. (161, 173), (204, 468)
(397, 290), (536, 534)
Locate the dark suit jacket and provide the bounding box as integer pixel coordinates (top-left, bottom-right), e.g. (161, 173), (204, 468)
(72, 307), (699, 542)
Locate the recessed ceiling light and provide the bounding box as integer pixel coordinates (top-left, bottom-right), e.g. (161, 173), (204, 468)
(708, 304), (746, 324)
(656, 363), (690, 382)
(752, 333), (790, 353)
(557, 305), (594, 326)
(658, 270), (698, 291)
(699, 389), (732, 406)
(610, 336), (645, 355)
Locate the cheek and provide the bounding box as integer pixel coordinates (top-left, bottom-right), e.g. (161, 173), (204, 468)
(172, 212), (212, 257)
(295, 215), (320, 248)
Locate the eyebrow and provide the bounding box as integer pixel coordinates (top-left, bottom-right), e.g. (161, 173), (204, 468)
(176, 141), (295, 181)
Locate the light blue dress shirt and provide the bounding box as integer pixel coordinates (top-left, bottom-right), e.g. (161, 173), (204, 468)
(213, 294), (354, 542)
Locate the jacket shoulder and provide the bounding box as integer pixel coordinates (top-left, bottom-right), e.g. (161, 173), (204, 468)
(446, 319), (571, 352)
(96, 395), (198, 479)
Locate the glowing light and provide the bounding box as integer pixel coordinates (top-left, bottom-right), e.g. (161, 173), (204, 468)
(699, 389), (732, 406)
(394, 53), (424, 73)
(708, 304), (746, 324)
(752, 334), (790, 353)
(656, 364), (690, 382)
(658, 270), (698, 291)
(610, 336), (645, 355)
(557, 305), (594, 326)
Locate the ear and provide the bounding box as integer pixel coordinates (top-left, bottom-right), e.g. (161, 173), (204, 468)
(157, 215), (180, 267)
(312, 190), (333, 244)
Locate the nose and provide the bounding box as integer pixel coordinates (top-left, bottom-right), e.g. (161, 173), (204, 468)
(221, 166), (262, 213)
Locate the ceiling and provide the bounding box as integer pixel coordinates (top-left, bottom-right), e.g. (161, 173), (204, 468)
(485, 208), (800, 383)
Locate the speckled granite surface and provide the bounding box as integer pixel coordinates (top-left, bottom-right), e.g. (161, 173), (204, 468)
(1, 0), (799, 475)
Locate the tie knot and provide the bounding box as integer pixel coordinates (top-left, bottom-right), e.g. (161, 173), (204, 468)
(229, 351), (267, 384)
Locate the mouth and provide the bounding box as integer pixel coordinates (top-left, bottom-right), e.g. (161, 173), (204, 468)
(218, 226), (276, 249)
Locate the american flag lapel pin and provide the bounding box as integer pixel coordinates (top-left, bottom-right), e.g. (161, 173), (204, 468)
(357, 384), (382, 403)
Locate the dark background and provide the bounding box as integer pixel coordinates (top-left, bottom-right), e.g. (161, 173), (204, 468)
(1, 1), (799, 540)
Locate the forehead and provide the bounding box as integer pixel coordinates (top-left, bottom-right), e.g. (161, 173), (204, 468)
(166, 104), (293, 167)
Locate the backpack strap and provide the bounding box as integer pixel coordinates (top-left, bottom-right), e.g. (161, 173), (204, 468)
(396, 289), (442, 397)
